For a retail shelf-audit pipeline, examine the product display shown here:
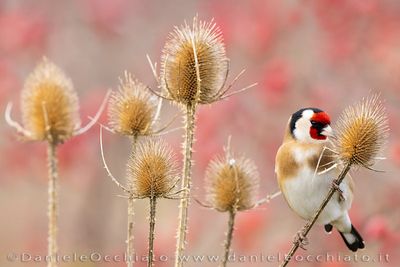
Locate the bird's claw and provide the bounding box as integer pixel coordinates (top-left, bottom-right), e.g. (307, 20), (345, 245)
(293, 229), (309, 250)
(331, 180), (345, 202)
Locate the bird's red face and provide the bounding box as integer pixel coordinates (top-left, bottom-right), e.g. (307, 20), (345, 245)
(309, 112), (331, 140)
(290, 108), (332, 143)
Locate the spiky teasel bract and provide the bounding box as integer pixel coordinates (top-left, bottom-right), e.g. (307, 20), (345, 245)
(160, 16), (229, 106)
(205, 152), (259, 212)
(333, 94), (389, 168)
(127, 139), (179, 199)
(108, 72), (157, 137)
(21, 57), (80, 144)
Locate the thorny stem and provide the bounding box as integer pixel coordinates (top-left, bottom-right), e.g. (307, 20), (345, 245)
(221, 152), (239, 267)
(127, 136), (138, 267)
(175, 104), (196, 267)
(47, 142), (58, 267)
(222, 210), (236, 267)
(148, 196), (157, 267)
(279, 162), (352, 267)
(126, 195), (134, 267)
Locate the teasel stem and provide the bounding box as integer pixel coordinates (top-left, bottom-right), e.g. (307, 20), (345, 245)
(148, 195), (157, 267)
(47, 141), (58, 267)
(126, 195), (134, 267)
(222, 209), (236, 267)
(127, 136), (138, 267)
(175, 103), (196, 267)
(279, 162), (352, 267)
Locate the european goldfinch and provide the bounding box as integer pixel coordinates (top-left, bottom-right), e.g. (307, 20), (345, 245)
(275, 108), (365, 252)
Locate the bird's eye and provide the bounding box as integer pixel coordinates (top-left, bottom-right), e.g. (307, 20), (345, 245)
(310, 120), (324, 129)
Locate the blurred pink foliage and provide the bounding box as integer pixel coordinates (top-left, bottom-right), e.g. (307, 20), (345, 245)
(260, 59), (291, 106)
(0, 7), (48, 56)
(235, 211), (267, 252)
(77, 0), (130, 35)
(0, 60), (19, 105)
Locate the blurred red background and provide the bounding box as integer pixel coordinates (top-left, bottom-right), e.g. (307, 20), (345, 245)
(1, 0), (399, 266)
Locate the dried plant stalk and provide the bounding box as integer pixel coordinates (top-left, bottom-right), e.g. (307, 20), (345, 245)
(126, 136), (138, 267)
(126, 194), (135, 267)
(160, 16), (231, 267)
(175, 104), (195, 264)
(222, 210), (236, 267)
(148, 196), (157, 267)
(280, 95), (389, 267)
(47, 142), (58, 267)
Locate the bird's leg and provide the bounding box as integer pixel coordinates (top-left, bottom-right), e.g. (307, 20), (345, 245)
(293, 226), (309, 250)
(331, 180), (345, 202)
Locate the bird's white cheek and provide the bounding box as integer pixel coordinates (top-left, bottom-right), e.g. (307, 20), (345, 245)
(293, 125), (314, 143)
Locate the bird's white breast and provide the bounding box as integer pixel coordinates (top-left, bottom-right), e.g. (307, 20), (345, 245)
(281, 148), (352, 225)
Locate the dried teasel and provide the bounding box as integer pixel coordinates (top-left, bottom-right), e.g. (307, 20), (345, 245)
(127, 139), (179, 199)
(5, 57), (109, 267)
(201, 142), (262, 267)
(99, 129), (181, 267)
(5, 57), (108, 144)
(151, 17), (257, 266)
(159, 16), (229, 106)
(20, 58), (80, 144)
(333, 94), (389, 168)
(205, 151), (259, 212)
(108, 72), (157, 137)
(125, 139), (179, 267)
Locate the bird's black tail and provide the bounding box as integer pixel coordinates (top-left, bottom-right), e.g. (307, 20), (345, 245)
(339, 225), (365, 252)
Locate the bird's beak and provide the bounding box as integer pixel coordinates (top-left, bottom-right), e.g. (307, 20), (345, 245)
(321, 125), (333, 137)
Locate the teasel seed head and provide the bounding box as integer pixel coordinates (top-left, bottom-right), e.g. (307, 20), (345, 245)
(108, 72), (157, 137)
(160, 16), (229, 106)
(205, 152), (259, 212)
(333, 94), (389, 168)
(127, 139), (178, 198)
(21, 57), (80, 144)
